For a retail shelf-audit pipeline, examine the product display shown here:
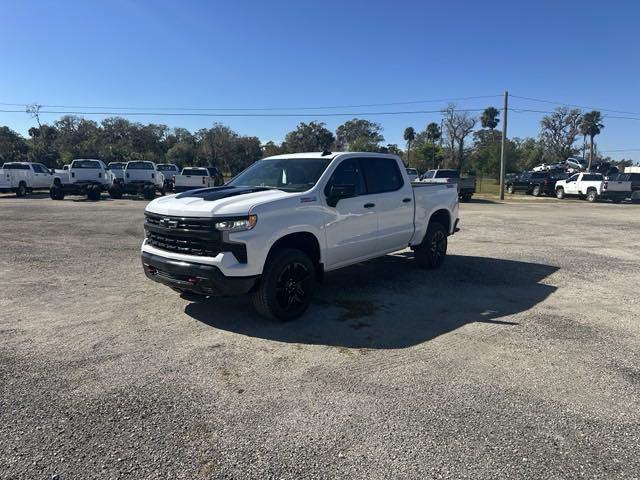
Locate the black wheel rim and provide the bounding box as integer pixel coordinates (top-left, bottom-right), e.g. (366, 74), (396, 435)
(430, 231), (447, 262)
(275, 261), (312, 312)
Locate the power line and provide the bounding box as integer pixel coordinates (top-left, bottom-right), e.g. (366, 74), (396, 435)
(0, 107), (492, 118)
(0, 94), (501, 112)
(511, 94), (640, 117)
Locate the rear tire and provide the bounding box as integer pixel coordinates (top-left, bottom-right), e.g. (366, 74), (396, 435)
(143, 186), (155, 200)
(555, 187), (565, 199)
(87, 185), (101, 201)
(586, 189), (598, 202)
(414, 222), (448, 269)
(507, 184), (514, 194)
(250, 248), (316, 321)
(108, 184), (123, 199)
(532, 184), (541, 197)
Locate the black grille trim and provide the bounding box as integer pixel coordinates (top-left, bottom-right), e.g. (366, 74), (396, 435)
(144, 213), (248, 263)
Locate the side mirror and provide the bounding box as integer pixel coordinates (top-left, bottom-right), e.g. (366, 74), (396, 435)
(49, 169), (54, 174)
(326, 184), (356, 207)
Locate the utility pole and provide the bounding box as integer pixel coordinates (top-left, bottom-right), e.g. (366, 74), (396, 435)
(499, 91), (509, 200)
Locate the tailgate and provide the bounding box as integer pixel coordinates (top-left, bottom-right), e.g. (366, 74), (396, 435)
(127, 170), (155, 182)
(175, 175), (207, 187)
(605, 180), (632, 192)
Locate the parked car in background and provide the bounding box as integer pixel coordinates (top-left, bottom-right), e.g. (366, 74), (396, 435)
(555, 172), (631, 203)
(108, 162), (126, 182)
(156, 163), (180, 192)
(0, 162), (54, 197)
(506, 171), (556, 196)
(141, 152), (459, 320)
(109, 161), (165, 200)
(406, 168), (419, 182)
(420, 169), (476, 202)
(612, 172), (640, 202)
(173, 166), (224, 193)
(50, 159), (115, 201)
(565, 157), (586, 171)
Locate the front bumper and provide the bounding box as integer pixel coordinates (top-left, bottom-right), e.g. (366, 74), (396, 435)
(142, 251), (257, 296)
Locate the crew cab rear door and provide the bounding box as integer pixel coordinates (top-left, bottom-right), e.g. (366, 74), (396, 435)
(360, 156), (414, 253)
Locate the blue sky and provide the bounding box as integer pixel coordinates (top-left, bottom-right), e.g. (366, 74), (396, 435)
(2, 0), (640, 160)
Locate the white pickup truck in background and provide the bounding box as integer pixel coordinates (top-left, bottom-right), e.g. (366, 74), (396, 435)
(555, 172), (631, 203)
(0, 162), (54, 196)
(173, 166), (224, 193)
(156, 164), (180, 192)
(108, 162), (126, 182)
(141, 152), (459, 320)
(50, 159), (115, 200)
(420, 169), (477, 202)
(109, 161), (165, 200)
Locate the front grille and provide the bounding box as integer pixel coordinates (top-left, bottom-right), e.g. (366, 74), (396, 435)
(144, 213), (247, 263)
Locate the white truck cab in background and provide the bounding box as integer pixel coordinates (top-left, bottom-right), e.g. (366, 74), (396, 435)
(0, 162), (54, 197)
(109, 161), (165, 200)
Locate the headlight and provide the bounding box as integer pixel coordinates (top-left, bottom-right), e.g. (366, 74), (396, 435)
(215, 214), (257, 232)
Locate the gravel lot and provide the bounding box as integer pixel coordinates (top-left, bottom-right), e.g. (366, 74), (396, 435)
(1, 193), (639, 479)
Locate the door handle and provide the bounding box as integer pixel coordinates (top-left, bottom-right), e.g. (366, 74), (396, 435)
(364, 203), (375, 208)
(402, 198), (412, 203)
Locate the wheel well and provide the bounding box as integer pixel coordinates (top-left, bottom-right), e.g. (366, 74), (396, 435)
(269, 232), (321, 267)
(429, 209), (451, 232)
(587, 187), (597, 193)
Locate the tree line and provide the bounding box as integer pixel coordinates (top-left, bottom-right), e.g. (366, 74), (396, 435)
(0, 106), (634, 176)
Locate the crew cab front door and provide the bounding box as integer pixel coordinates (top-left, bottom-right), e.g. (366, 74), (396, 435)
(564, 174), (580, 195)
(323, 158), (378, 269)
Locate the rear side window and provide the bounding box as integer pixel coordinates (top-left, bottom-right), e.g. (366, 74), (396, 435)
(2, 163), (30, 170)
(206, 167), (220, 176)
(32, 164), (49, 173)
(582, 174), (603, 181)
(422, 171), (435, 179)
(435, 170), (459, 178)
(325, 158), (366, 196)
(362, 157), (404, 194)
(72, 160), (101, 169)
(182, 168), (207, 176)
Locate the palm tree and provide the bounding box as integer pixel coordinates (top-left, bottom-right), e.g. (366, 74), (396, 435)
(480, 107), (500, 142)
(403, 127), (416, 164)
(580, 111), (604, 169)
(425, 122), (442, 169)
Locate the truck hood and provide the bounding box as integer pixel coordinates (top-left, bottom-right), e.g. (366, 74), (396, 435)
(146, 186), (295, 217)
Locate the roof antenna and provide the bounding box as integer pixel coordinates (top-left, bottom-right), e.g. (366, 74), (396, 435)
(321, 150), (332, 156)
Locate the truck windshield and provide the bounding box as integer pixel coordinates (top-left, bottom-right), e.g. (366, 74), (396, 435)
(157, 165), (177, 172)
(109, 163), (125, 170)
(227, 158), (331, 192)
(126, 162), (154, 170)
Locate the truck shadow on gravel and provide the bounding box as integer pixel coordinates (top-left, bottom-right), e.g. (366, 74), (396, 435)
(185, 254), (559, 349)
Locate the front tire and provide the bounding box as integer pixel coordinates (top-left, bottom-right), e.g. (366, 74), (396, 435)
(507, 184), (515, 194)
(49, 186), (65, 200)
(250, 248), (316, 321)
(414, 222), (448, 269)
(556, 187), (565, 199)
(532, 184), (541, 197)
(16, 182), (27, 197)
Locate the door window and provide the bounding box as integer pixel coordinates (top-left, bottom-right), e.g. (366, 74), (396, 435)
(361, 157), (404, 193)
(325, 158), (366, 196)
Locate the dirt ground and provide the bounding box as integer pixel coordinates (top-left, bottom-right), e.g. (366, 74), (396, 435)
(1, 193), (639, 479)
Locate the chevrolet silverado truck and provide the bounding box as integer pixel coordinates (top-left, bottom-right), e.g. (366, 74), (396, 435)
(50, 159), (115, 200)
(109, 161), (165, 199)
(173, 166), (224, 193)
(0, 162), (54, 196)
(141, 152), (459, 320)
(420, 169), (476, 202)
(555, 172), (631, 203)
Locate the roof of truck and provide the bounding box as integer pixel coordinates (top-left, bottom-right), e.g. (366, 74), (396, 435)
(263, 151), (399, 160)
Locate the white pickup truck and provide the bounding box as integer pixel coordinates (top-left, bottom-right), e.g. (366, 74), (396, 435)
(0, 162), (54, 196)
(50, 159), (115, 200)
(555, 172), (631, 203)
(173, 167), (224, 193)
(141, 152), (459, 320)
(109, 161), (165, 199)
